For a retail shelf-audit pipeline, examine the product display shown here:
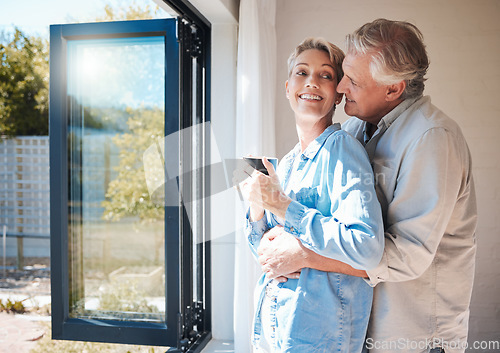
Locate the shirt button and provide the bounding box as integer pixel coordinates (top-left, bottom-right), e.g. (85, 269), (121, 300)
(290, 227), (295, 232)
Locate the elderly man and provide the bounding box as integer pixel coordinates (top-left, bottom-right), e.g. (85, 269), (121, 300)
(258, 19), (477, 353)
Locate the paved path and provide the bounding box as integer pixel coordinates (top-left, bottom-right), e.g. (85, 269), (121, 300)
(0, 313), (47, 353)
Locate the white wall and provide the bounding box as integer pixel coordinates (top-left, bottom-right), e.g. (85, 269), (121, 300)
(209, 22), (239, 341)
(275, 0), (500, 346)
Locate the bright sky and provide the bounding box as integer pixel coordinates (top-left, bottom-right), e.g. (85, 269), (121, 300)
(0, 0), (149, 38)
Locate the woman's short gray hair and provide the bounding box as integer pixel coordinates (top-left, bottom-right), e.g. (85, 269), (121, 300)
(287, 37), (345, 84)
(345, 18), (429, 100)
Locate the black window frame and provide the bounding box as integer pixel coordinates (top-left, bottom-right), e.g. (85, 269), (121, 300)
(49, 2), (211, 351)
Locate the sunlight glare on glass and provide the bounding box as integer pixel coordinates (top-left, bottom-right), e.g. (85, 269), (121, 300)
(68, 37), (165, 109)
(81, 50), (104, 85)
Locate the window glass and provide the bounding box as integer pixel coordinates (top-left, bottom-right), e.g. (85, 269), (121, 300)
(66, 36), (166, 322)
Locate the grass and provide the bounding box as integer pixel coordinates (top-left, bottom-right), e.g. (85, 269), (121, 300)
(0, 298), (27, 313)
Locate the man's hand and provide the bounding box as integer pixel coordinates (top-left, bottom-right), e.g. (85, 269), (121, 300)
(258, 226), (309, 279)
(258, 225), (370, 280)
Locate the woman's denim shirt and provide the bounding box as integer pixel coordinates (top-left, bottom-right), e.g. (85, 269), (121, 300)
(246, 123), (384, 352)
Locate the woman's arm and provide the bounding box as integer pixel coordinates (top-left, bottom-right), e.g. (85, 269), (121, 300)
(239, 158), (291, 220)
(278, 134), (384, 270)
(240, 158), (286, 258)
(244, 135), (384, 272)
(249, 204), (265, 222)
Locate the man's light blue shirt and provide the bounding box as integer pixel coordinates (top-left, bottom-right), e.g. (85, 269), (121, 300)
(343, 96), (477, 353)
(246, 123), (384, 352)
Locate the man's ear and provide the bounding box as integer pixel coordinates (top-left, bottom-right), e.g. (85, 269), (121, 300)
(386, 81), (406, 102)
(285, 80), (289, 99)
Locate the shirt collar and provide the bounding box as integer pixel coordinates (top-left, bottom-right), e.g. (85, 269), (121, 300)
(295, 123), (341, 160)
(362, 95), (424, 143)
(378, 95), (422, 130)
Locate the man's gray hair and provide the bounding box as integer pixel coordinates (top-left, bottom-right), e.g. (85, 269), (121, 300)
(346, 18), (429, 100)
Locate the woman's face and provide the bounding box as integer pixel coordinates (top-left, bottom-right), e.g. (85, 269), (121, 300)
(286, 49), (342, 123)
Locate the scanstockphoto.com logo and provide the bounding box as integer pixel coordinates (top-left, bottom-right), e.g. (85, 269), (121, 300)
(365, 338), (468, 351)
(365, 337), (500, 351)
(142, 121), (384, 242)
(142, 122), (252, 241)
(142, 121), (253, 204)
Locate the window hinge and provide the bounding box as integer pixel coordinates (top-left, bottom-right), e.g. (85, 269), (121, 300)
(177, 301), (205, 351)
(179, 18), (202, 58)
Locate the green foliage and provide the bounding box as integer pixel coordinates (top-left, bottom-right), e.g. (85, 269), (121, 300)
(0, 298), (26, 314)
(0, 28), (49, 136)
(101, 107), (164, 223)
(98, 279), (160, 314)
(95, 1), (162, 21)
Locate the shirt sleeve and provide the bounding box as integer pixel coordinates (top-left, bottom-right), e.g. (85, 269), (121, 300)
(245, 209), (272, 258)
(284, 133), (385, 271)
(365, 127), (473, 286)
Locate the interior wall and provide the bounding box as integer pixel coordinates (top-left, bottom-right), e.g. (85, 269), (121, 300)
(275, 0), (500, 346)
(209, 24), (238, 342)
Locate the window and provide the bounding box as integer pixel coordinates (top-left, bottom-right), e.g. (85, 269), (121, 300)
(49, 3), (211, 351)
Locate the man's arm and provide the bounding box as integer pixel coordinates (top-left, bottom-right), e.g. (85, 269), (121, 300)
(363, 127), (475, 286)
(258, 227), (367, 279)
(306, 247), (367, 278)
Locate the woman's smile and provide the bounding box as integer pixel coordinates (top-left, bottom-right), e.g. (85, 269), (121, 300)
(298, 93), (323, 101)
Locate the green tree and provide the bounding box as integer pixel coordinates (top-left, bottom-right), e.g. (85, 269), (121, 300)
(94, 0), (162, 21)
(94, 1), (165, 224)
(101, 107), (164, 223)
(0, 28), (49, 136)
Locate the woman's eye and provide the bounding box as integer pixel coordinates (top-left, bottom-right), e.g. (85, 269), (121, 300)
(322, 74), (333, 80)
(296, 70), (306, 76)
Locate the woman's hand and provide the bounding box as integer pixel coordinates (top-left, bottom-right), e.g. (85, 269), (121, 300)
(239, 158), (291, 219)
(258, 226), (308, 279)
(233, 158), (264, 221)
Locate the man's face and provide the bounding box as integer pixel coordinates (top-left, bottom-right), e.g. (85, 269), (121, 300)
(337, 53), (394, 125)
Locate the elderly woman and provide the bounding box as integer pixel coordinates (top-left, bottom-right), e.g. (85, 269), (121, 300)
(239, 37), (384, 353)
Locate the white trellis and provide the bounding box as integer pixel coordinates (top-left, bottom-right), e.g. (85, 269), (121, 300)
(0, 136), (50, 268)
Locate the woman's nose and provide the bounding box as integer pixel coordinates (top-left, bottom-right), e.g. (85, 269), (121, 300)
(305, 76), (319, 88)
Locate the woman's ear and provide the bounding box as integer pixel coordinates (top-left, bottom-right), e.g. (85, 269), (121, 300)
(335, 93), (344, 105)
(285, 80), (289, 99)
